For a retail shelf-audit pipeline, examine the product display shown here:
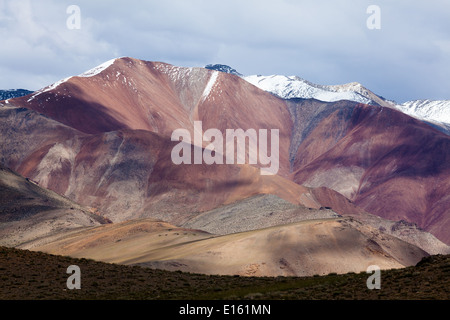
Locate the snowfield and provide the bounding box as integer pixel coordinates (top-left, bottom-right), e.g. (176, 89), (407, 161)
(393, 100), (450, 126)
(244, 75), (373, 104)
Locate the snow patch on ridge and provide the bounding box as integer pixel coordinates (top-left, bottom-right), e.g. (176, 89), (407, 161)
(201, 71), (219, 101)
(27, 77), (72, 102)
(79, 58), (117, 77)
(26, 58), (118, 103)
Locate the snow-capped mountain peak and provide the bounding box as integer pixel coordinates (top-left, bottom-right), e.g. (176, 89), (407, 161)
(244, 74), (374, 105)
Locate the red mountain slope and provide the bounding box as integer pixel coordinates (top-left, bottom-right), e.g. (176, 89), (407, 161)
(290, 102), (450, 244)
(1, 57), (449, 246)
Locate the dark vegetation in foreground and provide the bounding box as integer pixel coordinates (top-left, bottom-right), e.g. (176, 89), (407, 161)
(0, 246), (449, 300)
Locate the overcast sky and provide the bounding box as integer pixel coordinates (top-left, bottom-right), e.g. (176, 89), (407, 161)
(0, 0), (449, 102)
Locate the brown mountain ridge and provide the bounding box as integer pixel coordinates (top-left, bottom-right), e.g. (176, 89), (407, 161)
(0, 57), (449, 277)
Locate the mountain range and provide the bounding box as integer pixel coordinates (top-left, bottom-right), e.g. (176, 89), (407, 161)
(0, 57), (449, 277)
(243, 72), (449, 136)
(205, 64), (450, 135)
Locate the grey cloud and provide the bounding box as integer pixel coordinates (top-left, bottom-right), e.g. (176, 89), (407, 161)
(0, 0), (449, 102)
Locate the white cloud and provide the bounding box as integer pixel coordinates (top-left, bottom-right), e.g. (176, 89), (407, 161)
(0, 0), (118, 89)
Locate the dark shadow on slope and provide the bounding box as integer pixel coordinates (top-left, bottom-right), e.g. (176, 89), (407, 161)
(11, 82), (129, 134)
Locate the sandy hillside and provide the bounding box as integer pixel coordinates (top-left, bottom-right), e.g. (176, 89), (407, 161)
(34, 217), (428, 277)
